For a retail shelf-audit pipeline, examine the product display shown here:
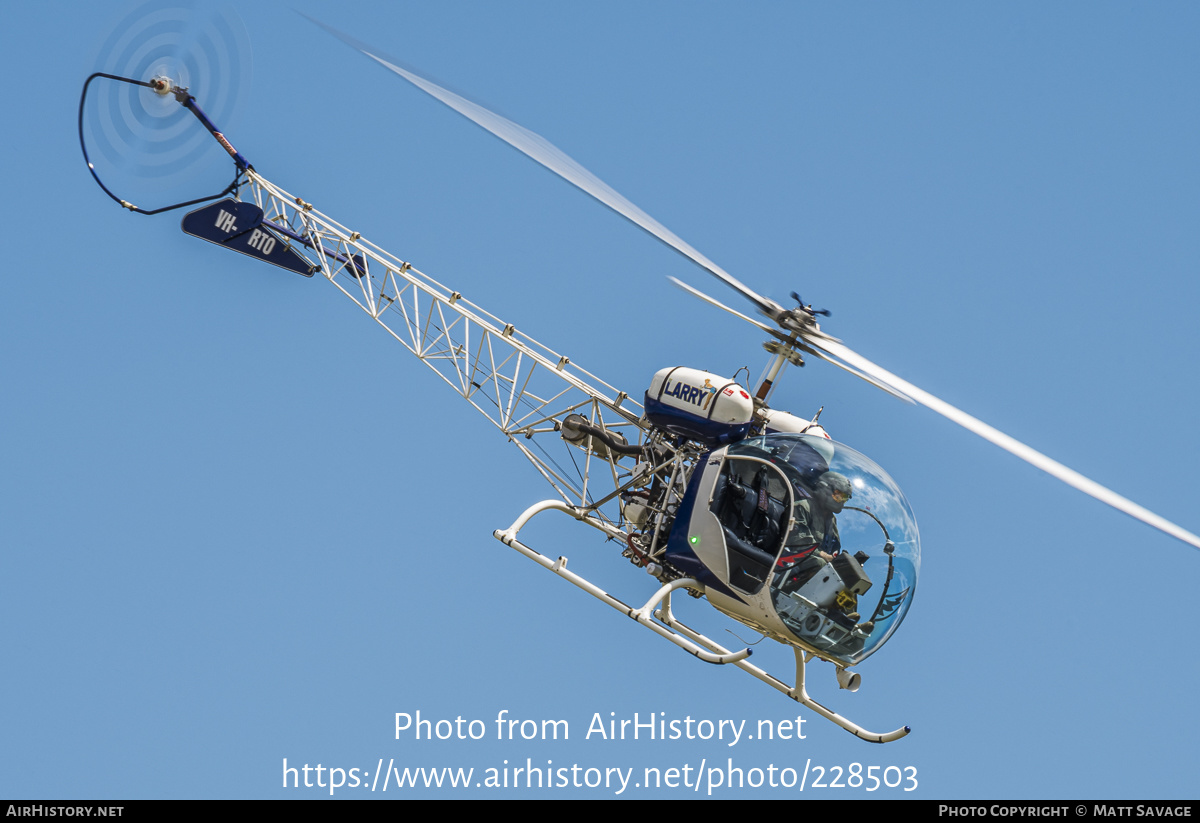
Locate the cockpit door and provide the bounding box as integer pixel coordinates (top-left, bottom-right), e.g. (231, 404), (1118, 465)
(708, 456), (792, 595)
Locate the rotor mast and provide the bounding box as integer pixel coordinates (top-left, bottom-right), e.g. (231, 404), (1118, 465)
(755, 334), (802, 402)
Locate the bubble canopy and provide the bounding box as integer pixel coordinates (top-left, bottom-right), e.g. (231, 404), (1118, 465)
(723, 433), (920, 666)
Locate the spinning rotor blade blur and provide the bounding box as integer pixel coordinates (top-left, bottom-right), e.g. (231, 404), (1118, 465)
(804, 337), (1200, 552)
(311, 19), (1200, 554)
(307, 17), (784, 321)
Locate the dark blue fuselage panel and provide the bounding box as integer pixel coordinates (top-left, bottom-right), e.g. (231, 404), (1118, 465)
(182, 199), (315, 277)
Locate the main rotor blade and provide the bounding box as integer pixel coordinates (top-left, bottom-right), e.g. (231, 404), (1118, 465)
(667, 276), (778, 335)
(309, 19), (1199, 553)
(670, 276), (915, 404)
(307, 17), (784, 320)
(807, 337), (1200, 551)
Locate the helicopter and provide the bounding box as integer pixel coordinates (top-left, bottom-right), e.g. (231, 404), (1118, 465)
(77, 19), (1200, 747)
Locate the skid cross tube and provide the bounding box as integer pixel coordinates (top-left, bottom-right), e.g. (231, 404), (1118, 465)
(87, 73), (910, 743)
(493, 501), (750, 664)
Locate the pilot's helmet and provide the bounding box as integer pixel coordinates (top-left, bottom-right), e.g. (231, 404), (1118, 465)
(814, 471), (852, 513)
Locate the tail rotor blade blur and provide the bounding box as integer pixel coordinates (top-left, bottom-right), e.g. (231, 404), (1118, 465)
(669, 276), (915, 404)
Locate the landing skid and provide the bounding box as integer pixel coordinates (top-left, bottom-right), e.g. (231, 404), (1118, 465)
(493, 500), (911, 745)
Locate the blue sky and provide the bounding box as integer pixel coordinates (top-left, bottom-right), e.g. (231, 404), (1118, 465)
(3, 0), (1199, 799)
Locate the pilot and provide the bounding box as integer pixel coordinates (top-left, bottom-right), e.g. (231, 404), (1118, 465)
(775, 470), (852, 592)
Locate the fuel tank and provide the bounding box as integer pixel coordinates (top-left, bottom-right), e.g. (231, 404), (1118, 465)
(644, 367), (754, 446)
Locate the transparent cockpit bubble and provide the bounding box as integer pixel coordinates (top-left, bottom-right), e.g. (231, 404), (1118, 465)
(728, 433), (920, 667)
